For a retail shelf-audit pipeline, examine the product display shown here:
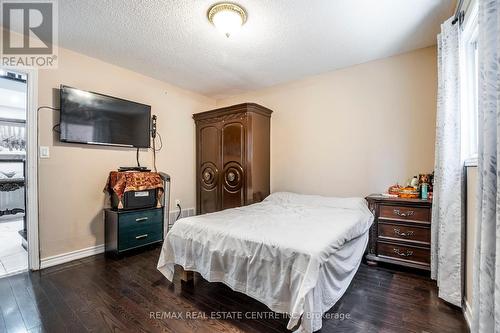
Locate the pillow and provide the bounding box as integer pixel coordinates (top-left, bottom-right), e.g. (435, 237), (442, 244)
(264, 191), (368, 211)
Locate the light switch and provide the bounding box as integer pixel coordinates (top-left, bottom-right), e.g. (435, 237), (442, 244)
(39, 146), (50, 159)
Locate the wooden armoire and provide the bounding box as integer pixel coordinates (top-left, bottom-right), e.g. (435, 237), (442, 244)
(193, 103), (272, 214)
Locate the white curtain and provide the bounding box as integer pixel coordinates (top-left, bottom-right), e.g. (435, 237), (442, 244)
(472, 0), (500, 331)
(431, 17), (464, 307)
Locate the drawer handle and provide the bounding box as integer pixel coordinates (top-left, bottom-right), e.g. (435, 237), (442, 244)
(394, 228), (414, 238)
(393, 209), (414, 217)
(135, 217), (149, 222)
(393, 248), (413, 257)
(135, 234), (148, 240)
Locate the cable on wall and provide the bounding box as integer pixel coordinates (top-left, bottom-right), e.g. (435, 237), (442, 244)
(38, 106), (61, 134)
(154, 132), (163, 151)
(37, 106), (60, 112)
(151, 115), (162, 172)
(152, 132), (163, 172)
(136, 148), (141, 167)
(152, 134), (157, 172)
(175, 202), (182, 221)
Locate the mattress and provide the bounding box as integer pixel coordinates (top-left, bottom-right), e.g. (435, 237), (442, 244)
(157, 192), (374, 332)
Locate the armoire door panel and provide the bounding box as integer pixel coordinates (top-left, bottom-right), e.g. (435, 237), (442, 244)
(222, 162), (244, 210)
(200, 187), (218, 214)
(221, 122), (245, 209)
(222, 122), (244, 164)
(200, 161), (219, 214)
(198, 125), (221, 214)
(200, 125), (220, 164)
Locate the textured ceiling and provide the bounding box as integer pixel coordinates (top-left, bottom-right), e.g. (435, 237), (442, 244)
(57, 0), (455, 98)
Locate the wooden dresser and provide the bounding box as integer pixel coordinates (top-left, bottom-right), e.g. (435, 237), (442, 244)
(193, 103), (272, 214)
(366, 194), (432, 271)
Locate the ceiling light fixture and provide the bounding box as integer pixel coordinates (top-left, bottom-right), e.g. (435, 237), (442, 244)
(208, 2), (247, 38)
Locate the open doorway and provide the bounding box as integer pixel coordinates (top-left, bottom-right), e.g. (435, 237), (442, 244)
(0, 69), (28, 277)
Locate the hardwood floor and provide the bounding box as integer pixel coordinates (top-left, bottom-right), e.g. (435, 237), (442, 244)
(0, 246), (467, 333)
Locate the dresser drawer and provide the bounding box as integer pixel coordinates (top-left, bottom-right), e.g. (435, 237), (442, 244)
(379, 204), (430, 222)
(119, 208), (163, 232)
(378, 222), (430, 245)
(119, 225), (163, 251)
(377, 241), (430, 266)
(366, 195), (432, 271)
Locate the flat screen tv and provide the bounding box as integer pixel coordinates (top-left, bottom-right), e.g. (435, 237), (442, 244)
(59, 85), (151, 148)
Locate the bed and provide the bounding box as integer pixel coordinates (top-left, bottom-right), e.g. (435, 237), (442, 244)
(157, 192), (374, 333)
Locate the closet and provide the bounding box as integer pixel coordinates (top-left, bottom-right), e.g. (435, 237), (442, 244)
(193, 103), (272, 214)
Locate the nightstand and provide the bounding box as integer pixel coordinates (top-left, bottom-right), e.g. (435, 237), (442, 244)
(104, 207), (164, 255)
(365, 194), (432, 271)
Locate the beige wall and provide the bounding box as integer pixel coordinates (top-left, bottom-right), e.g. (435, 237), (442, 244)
(38, 47), (215, 258)
(35, 45), (437, 259)
(217, 47), (437, 197)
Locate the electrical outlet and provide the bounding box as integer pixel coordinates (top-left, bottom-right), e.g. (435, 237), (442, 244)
(175, 199), (181, 207)
(39, 146), (50, 159)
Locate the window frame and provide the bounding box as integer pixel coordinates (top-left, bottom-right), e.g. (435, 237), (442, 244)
(460, 2), (479, 166)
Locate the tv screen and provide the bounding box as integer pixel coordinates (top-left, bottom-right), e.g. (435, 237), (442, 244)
(59, 85), (151, 148)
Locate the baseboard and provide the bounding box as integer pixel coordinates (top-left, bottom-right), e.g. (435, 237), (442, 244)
(40, 244), (105, 269)
(1, 268), (28, 278)
(39, 208), (195, 270)
(463, 298), (472, 330)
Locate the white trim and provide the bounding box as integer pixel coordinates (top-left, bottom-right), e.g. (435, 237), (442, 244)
(459, 1), (479, 162)
(462, 0), (478, 27)
(25, 68), (40, 271)
(463, 298), (473, 329)
(0, 66), (40, 271)
(0, 267), (29, 279)
(464, 157), (478, 167)
(40, 244), (105, 269)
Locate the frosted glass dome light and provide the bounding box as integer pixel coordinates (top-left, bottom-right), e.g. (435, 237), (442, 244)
(208, 3), (247, 38)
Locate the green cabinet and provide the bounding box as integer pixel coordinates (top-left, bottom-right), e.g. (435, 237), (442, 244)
(105, 207), (164, 254)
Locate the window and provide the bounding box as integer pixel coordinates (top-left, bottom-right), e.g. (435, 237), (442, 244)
(460, 2), (479, 164)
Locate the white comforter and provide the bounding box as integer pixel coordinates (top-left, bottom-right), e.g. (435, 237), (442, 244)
(157, 192), (374, 332)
